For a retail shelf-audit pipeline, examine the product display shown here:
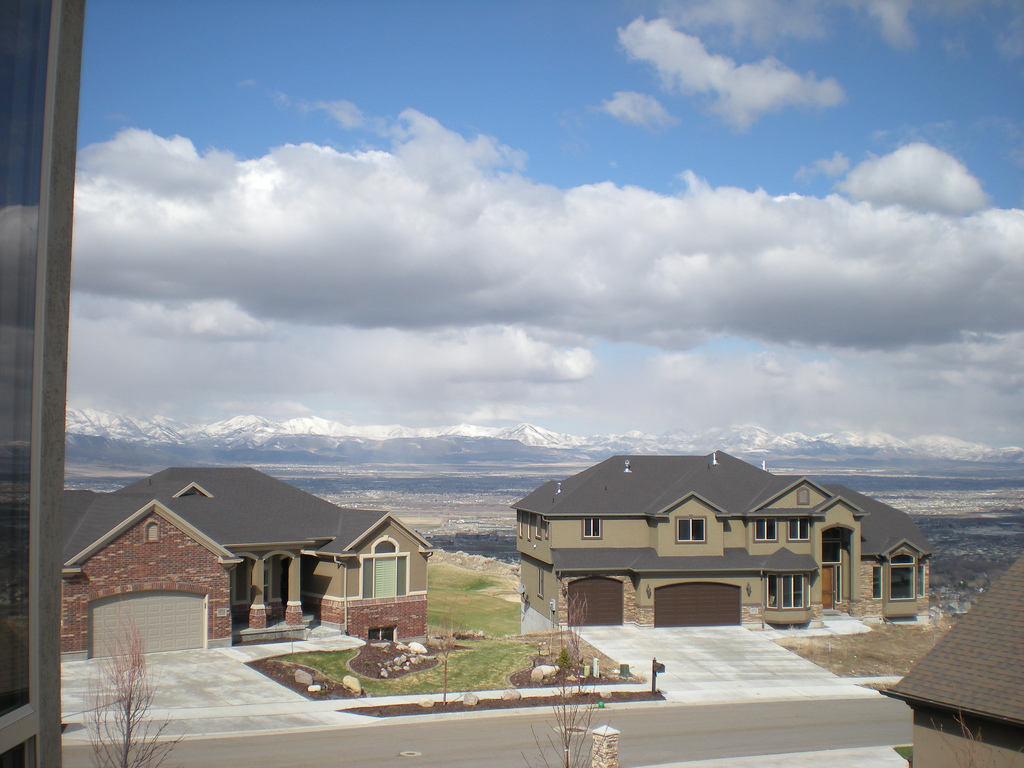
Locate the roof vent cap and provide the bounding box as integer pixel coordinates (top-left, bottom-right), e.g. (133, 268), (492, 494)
(623, 459), (632, 473)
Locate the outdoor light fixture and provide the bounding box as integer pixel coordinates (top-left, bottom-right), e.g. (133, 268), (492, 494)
(646, 585), (652, 599)
(746, 583), (752, 596)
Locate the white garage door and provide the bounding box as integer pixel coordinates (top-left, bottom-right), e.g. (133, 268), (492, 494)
(89, 591), (206, 657)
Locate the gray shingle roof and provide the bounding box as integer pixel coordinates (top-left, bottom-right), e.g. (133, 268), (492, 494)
(886, 553), (1024, 726)
(516, 453), (788, 518)
(822, 485), (930, 556)
(550, 546), (817, 574)
(64, 467), (426, 564)
(516, 454), (926, 559)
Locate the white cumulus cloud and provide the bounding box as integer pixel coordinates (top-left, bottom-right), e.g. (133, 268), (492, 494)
(838, 143), (990, 214)
(598, 91), (678, 129)
(618, 17), (845, 129)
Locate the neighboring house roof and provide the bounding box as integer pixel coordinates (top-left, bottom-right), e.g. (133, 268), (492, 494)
(63, 467), (432, 565)
(515, 453), (929, 557)
(886, 553), (1024, 727)
(517, 453), (785, 519)
(549, 546), (818, 574)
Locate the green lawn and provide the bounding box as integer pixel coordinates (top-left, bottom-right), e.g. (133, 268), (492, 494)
(427, 561), (519, 638)
(281, 638), (537, 697)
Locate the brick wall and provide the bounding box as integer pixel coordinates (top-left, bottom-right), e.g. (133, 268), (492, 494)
(61, 511), (231, 655)
(345, 594), (427, 641)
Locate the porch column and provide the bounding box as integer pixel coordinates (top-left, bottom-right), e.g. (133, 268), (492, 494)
(249, 556), (267, 629)
(285, 555), (303, 625)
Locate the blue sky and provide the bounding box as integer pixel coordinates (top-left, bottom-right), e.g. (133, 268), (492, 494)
(68, 0), (1024, 446)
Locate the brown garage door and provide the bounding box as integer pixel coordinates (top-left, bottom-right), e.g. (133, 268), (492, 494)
(654, 582), (740, 627)
(89, 591), (206, 657)
(567, 577), (623, 626)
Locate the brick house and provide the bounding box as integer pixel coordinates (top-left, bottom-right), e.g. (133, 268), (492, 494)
(515, 452), (931, 632)
(885, 553), (1024, 767)
(61, 467), (432, 658)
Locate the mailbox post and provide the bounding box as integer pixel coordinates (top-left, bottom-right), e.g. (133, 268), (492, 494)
(651, 657), (665, 693)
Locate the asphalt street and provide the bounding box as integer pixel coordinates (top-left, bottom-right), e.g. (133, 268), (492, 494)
(62, 697), (911, 768)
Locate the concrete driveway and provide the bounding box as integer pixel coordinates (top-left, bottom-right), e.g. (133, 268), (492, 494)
(581, 625), (879, 704)
(61, 635), (364, 738)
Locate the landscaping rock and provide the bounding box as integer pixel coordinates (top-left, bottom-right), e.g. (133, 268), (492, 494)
(600, 690), (612, 699)
(307, 684), (322, 693)
(501, 689), (522, 701)
(531, 665), (558, 682)
(380, 669), (389, 678)
(408, 642), (428, 655)
(463, 693), (480, 706)
(294, 668), (314, 686)
(418, 697), (434, 708)
(342, 675), (362, 696)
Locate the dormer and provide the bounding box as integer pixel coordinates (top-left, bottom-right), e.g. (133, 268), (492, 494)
(172, 482), (213, 499)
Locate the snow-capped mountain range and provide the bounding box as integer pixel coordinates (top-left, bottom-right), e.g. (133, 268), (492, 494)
(64, 407), (1024, 469)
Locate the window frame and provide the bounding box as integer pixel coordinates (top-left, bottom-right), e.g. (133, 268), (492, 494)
(767, 574), (805, 609)
(872, 566), (883, 599)
(754, 518), (777, 542)
(889, 554), (916, 600)
(676, 517), (706, 543)
(787, 518), (810, 541)
(796, 488), (810, 506)
(144, 521), (160, 542)
(582, 518), (602, 539)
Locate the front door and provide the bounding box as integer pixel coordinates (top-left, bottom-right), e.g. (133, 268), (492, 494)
(821, 567), (834, 609)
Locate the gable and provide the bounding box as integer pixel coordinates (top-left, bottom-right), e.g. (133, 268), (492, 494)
(759, 479), (831, 511)
(64, 500), (234, 568)
(342, 515), (431, 556)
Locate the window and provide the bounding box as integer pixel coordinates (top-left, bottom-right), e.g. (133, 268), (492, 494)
(537, 566), (544, 596)
(872, 566), (882, 599)
(368, 626), (395, 642)
(754, 518), (777, 541)
(145, 521), (159, 542)
(676, 518), (706, 542)
(767, 574), (805, 609)
(890, 554), (915, 600)
(518, 511), (525, 538)
(796, 488), (810, 506)
(582, 518), (601, 539)
(822, 528), (844, 563)
(362, 540), (408, 598)
(538, 517), (548, 540)
(787, 518), (809, 541)
(917, 564), (926, 598)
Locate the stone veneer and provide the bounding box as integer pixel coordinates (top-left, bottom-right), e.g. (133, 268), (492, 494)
(61, 511), (231, 656)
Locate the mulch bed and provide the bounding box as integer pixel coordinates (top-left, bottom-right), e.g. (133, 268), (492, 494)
(345, 690), (664, 718)
(247, 642), (440, 699)
(247, 639), (645, 705)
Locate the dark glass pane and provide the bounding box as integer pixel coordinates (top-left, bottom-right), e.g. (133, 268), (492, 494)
(0, 0), (51, 718)
(0, 742), (27, 768)
(891, 566), (913, 599)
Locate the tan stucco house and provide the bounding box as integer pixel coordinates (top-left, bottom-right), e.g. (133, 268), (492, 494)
(61, 467), (432, 658)
(515, 452), (931, 633)
(886, 553), (1024, 767)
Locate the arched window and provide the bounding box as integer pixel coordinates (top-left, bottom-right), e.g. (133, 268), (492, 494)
(363, 539), (406, 598)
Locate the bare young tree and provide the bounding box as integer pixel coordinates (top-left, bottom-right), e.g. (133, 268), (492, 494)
(87, 613), (180, 768)
(430, 602), (461, 706)
(524, 670), (597, 768)
(564, 592), (587, 667)
(526, 591), (597, 768)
